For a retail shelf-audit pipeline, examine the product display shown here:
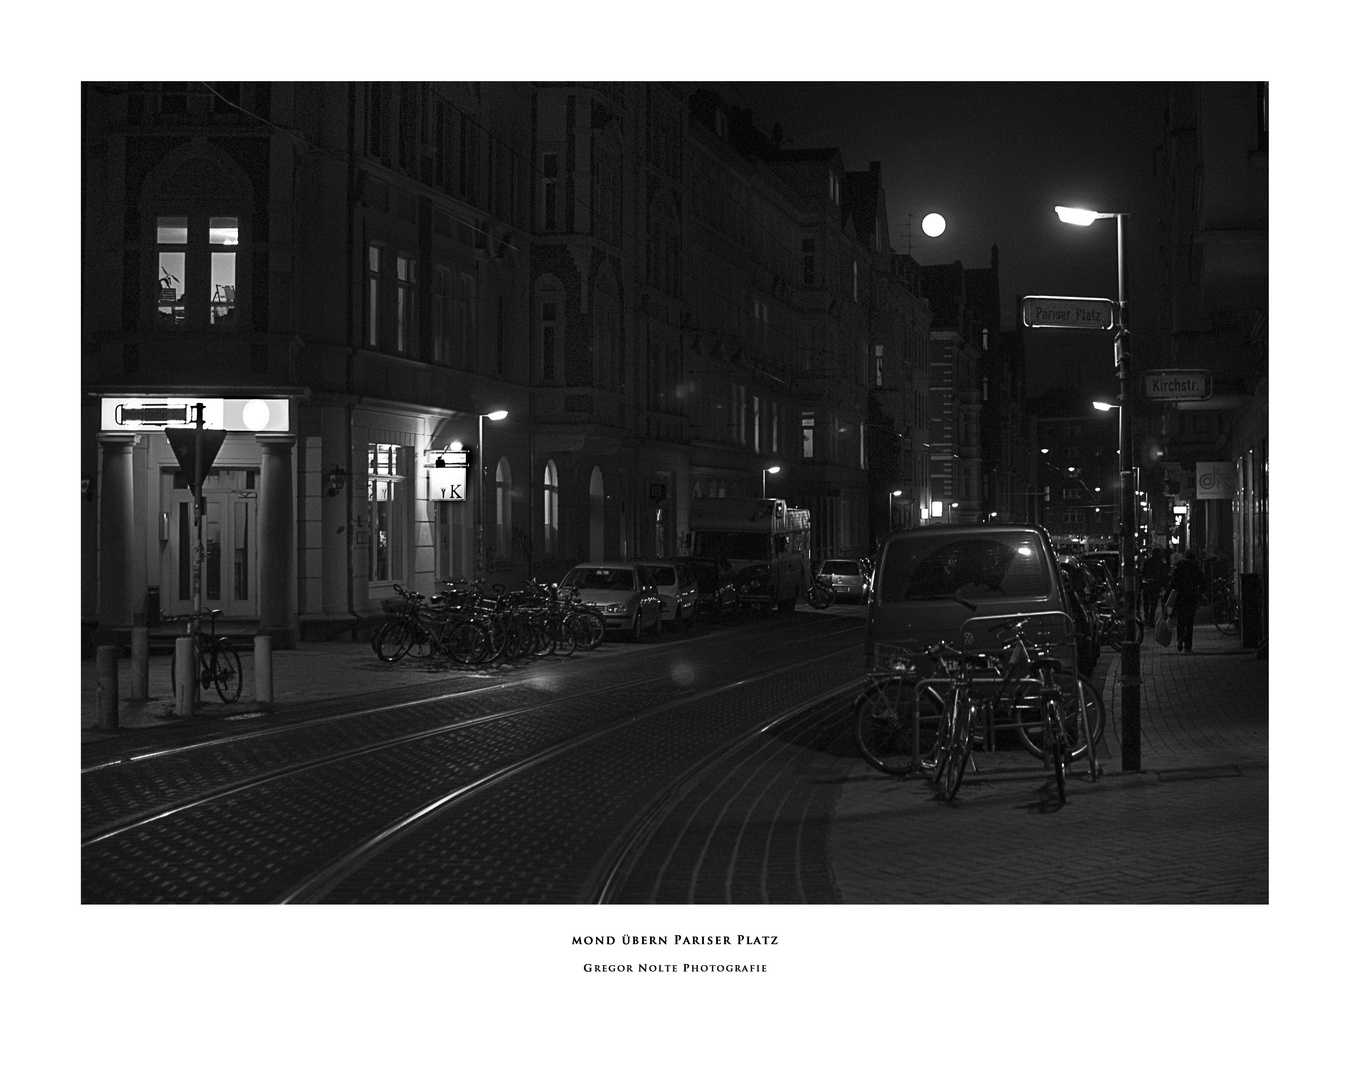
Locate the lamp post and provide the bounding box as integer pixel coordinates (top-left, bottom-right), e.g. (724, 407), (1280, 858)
(1057, 204), (1140, 772)
(762, 465), (780, 498)
(477, 410), (508, 578)
(889, 489), (903, 529)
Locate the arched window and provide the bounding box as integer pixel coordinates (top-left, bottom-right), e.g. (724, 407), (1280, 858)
(142, 147), (252, 332)
(543, 460), (559, 557)
(494, 456), (513, 563)
(589, 466), (605, 562)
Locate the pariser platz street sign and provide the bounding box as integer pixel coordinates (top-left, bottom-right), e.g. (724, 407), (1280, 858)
(1020, 295), (1116, 330)
(1141, 369), (1212, 401)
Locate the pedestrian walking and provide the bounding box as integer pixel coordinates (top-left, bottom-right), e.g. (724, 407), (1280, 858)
(1164, 549), (1206, 653)
(1140, 547), (1170, 627)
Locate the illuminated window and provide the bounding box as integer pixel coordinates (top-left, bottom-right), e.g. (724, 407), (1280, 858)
(543, 460), (559, 556)
(802, 411), (815, 459)
(155, 214), (238, 329)
(156, 216), (188, 326)
(367, 444), (405, 584)
(209, 217), (238, 327)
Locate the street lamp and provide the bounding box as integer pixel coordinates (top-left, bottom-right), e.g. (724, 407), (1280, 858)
(477, 410), (508, 578)
(889, 489), (903, 529)
(1093, 400), (1119, 412)
(762, 465), (781, 497)
(1057, 203), (1140, 772)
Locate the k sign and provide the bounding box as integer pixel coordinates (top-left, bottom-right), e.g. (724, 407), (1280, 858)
(424, 448), (468, 501)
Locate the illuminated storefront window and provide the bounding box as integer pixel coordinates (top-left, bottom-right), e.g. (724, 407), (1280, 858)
(368, 443), (405, 583)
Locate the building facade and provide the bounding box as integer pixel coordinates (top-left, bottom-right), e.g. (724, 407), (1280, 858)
(84, 81), (959, 650)
(1157, 82), (1268, 638)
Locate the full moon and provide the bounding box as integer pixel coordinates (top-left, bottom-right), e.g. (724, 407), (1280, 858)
(921, 213), (946, 238)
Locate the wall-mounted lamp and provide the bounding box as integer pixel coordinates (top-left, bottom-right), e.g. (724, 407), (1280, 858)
(326, 464), (349, 497)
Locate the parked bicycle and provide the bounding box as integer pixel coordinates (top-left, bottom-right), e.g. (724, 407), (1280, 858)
(1210, 574), (1238, 635)
(853, 612), (1103, 804)
(170, 607), (243, 704)
(806, 573), (836, 609)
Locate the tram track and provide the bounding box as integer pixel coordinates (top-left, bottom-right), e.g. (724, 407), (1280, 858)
(82, 618), (860, 840)
(82, 621), (865, 903)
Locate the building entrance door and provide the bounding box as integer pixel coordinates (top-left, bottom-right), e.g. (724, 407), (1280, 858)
(162, 468), (258, 619)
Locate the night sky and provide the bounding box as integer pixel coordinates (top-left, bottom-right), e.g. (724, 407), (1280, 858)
(704, 81), (1173, 400)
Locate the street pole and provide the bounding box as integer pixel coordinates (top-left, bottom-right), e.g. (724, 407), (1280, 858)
(476, 412), (485, 580)
(191, 401), (205, 710)
(1115, 213), (1141, 772)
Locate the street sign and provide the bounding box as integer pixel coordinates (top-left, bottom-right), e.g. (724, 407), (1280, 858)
(165, 427), (227, 486)
(1141, 369), (1212, 401)
(1020, 296), (1115, 330)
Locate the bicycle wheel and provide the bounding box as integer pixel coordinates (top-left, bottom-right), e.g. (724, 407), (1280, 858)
(1048, 701), (1068, 804)
(853, 678), (945, 776)
(211, 640), (243, 703)
(1014, 676), (1104, 761)
(444, 620), (489, 665)
(1212, 589), (1238, 635)
(550, 618), (576, 656)
(375, 617), (417, 662)
(807, 580), (835, 609)
(941, 700), (972, 801)
(568, 608), (605, 650)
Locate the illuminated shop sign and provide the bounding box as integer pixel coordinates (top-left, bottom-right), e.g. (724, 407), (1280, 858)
(423, 447), (469, 501)
(100, 397), (291, 433)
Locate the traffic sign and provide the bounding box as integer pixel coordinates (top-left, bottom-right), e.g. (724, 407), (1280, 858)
(1141, 370), (1212, 401)
(165, 427), (227, 487)
(1020, 296), (1115, 330)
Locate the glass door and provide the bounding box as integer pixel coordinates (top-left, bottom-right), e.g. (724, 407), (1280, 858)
(162, 469), (258, 619)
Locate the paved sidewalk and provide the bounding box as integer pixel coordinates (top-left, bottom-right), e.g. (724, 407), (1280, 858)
(830, 620), (1269, 902)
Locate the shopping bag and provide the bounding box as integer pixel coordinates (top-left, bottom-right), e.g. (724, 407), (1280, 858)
(1154, 619), (1173, 647)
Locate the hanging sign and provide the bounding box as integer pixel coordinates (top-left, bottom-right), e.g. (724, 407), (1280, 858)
(424, 448), (469, 501)
(1196, 461), (1236, 500)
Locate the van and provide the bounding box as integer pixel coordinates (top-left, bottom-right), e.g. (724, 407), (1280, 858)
(863, 524), (1078, 674)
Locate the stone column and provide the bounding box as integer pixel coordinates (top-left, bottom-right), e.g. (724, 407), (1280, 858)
(96, 435), (137, 645)
(257, 435), (298, 648)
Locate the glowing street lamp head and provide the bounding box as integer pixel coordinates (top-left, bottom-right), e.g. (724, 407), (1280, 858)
(921, 213), (946, 238)
(484, 410), (508, 421)
(1055, 205), (1111, 226)
(765, 466), (781, 475)
(1093, 401), (1118, 411)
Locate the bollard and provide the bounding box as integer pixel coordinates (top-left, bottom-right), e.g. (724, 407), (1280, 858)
(129, 627), (149, 701)
(254, 634), (273, 705)
(174, 636), (196, 717)
(96, 646), (120, 730)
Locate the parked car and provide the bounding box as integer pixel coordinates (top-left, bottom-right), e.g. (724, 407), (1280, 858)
(817, 558), (872, 603)
(640, 560), (699, 630)
(673, 556), (738, 619)
(864, 523), (1078, 675)
(558, 562), (662, 641)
